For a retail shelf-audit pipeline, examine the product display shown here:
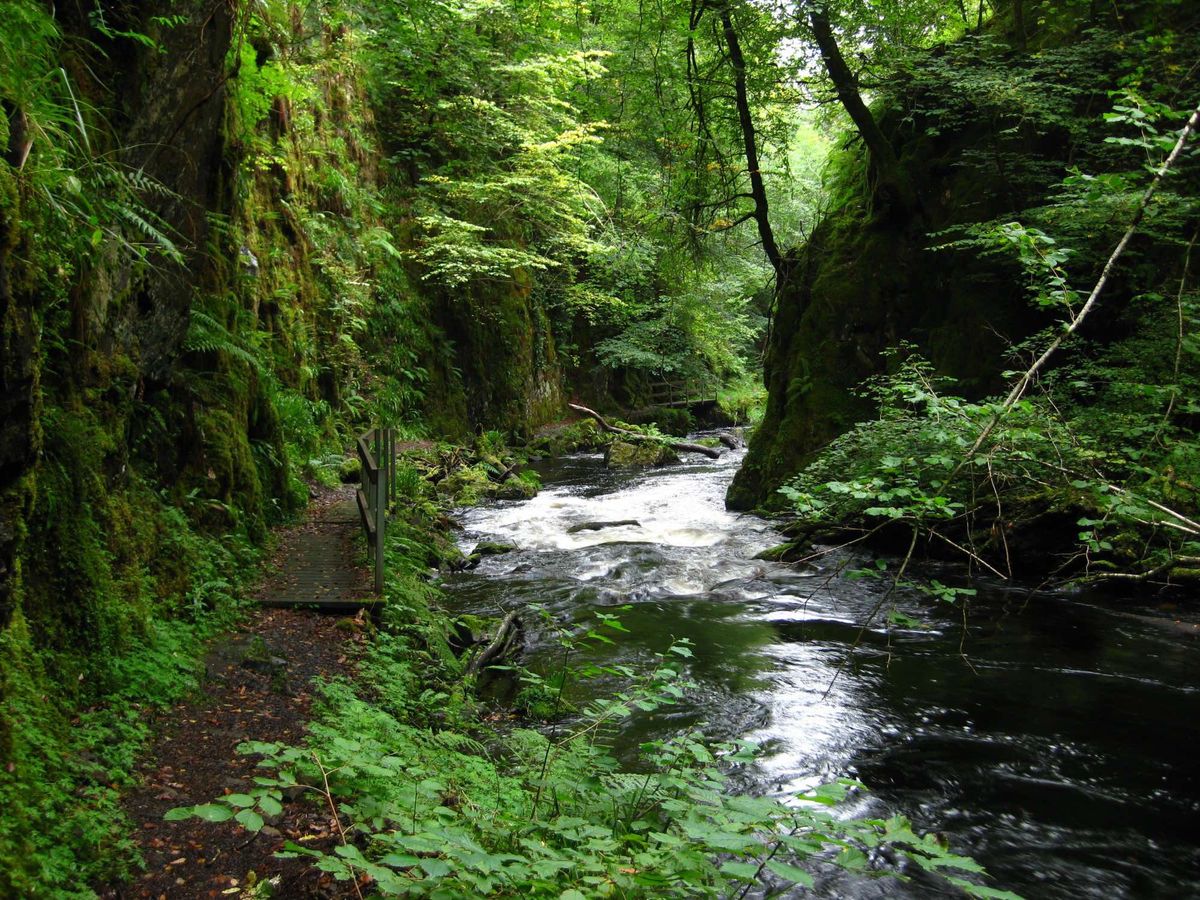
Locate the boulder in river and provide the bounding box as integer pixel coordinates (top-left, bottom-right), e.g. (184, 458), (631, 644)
(472, 540), (518, 556)
(466, 541), (519, 568)
(605, 440), (679, 468)
(567, 520), (640, 534)
(494, 478), (538, 500)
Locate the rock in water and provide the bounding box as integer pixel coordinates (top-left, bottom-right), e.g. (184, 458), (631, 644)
(567, 520), (641, 534)
(604, 440), (679, 468)
(472, 540), (518, 556)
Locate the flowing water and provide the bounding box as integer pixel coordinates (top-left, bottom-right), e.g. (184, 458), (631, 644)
(442, 446), (1200, 898)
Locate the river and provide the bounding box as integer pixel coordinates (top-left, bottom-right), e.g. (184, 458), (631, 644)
(442, 445), (1200, 898)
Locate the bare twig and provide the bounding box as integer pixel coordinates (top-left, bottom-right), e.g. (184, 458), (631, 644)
(927, 527), (1009, 580)
(313, 752), (365, 900)
(1156, 225), (1199, 441)
(824, 525), (920, 700)
(953, 99), (1200, 478)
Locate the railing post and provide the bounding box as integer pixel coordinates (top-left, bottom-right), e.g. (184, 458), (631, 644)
(360, 439), (372, 566)
(374, 449), (385, 595)
(387, 427), (396, 506)
(355, 427), (387, 596)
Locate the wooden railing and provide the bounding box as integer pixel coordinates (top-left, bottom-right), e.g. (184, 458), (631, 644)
(647, 378), (715, 407)
(356, 427), (396, 595)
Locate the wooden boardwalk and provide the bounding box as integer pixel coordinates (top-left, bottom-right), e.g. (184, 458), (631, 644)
(255, 485), (379, 612)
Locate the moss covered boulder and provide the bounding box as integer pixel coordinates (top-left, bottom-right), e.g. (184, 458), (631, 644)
(526, 419), (607, 457)
(605, 441), (678, 468)
(494, 479), (538, 501)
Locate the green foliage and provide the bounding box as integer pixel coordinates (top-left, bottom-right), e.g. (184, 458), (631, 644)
(171, 609), (1009, 898)
(360, 0), (804, 403)
(717, 374), (767, 427)
(0, 5), (403, 890)
(780, 350), (983, 526)
(779, 292), (1200, 582)
(0, 499), (256, 896)
(0, 6), (183, 272)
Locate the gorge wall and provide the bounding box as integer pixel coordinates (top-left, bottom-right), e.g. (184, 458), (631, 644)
(728, 1), (1200, 510)
(0, 5), (571, 888)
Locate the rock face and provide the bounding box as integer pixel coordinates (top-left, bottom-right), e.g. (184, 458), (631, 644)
(727, 193), (1038, 509)
(1, 1), (241, 635)
(727, 9), (1187, 511)
(425, 267), (566, 439)
(605, 440), (679, 468)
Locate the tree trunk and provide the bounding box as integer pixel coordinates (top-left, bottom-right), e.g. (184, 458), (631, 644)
(718, 5), (784, 278)
(2, 104), (32, 170)
(807, 4), (915, 216)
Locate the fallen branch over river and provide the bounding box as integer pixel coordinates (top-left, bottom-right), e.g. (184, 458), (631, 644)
(567, 403), (722, 459)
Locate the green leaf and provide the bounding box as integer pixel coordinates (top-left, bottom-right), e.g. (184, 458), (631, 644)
(419, 857), (453, 878)
(720, 861), (761, 881)
(191, 803), (234, 823)
(765, 859), (814, 886)
(838, 846), (869, 869)
(945, 876), (1026, 899)
(235, 808), (264, 832)
(258, 795), (283, 817)
(334, 844), (367, 863)
(380, 853), (421, 869)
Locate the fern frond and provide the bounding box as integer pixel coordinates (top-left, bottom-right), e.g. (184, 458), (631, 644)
(184, 309), (266, 373)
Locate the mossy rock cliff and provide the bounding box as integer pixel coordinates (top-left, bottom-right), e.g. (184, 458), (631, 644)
(728, 13), (1176, 510)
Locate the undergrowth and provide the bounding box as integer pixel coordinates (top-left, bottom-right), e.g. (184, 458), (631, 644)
(778, 335), (1200, 589)
(0, 522), (257, 897)
(169, 465), (1017, 899)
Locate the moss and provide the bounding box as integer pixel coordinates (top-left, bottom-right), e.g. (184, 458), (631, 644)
(730, 61), (1073, 510)
(0, 6), (401, 890)
(192, 407), (267, 537)
(752, 542), (799, 562)
(526, 419), (606, 456)
(339, 455), (362, 482)
(605, 440), (679, 468)
(493, 478), (538, 501)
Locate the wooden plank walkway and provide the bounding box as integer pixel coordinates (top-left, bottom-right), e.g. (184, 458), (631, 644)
(254, 484), (379, 611)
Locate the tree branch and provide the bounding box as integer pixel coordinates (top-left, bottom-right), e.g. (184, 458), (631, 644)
(567, 403), (722, 458)
(954, 98), (1200, 475)
(717, 4), (784, 278)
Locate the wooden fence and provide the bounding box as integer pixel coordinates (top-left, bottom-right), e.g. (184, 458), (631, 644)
(356, 426), (396, 595)
(647, 378), (716, 407)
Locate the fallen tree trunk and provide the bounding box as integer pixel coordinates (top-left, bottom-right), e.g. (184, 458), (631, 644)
(567, 403), (722, 459)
